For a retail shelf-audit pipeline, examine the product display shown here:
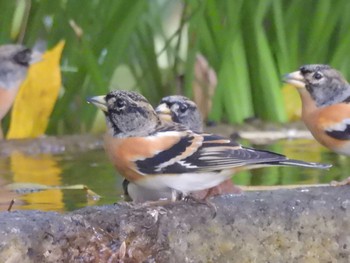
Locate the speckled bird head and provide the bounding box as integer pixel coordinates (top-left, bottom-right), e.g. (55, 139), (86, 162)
(0, 45), (41, 89)
(87, 90), (161, 137)
(156, 95), (203, 132)
(284, 64), (350, 107)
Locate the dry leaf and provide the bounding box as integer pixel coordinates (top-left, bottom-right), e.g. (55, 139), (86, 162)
(6, 182), (100, 200)
(7, 40), (65, 139)
(192, 53), (217, 120)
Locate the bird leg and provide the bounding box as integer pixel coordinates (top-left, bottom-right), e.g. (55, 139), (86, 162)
(120, 189), (181, 209)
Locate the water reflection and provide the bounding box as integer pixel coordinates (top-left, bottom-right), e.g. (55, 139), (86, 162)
(0, 138), (348, 212)
(11, 152), (63, 211)
(0, 150), (121, 212)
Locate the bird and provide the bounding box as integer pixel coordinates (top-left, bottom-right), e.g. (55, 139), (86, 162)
(123, 95), (241, 202)
(0, 44), (42, 138)
(156, 95), (203, 132)
(87, 90), (331, 199)
(284, 64), (350, 155)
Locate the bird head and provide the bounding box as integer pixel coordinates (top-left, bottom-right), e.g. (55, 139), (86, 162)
(0, 45), (42, 89)
(87, 90), (160, 137)
(156, 95), (203, 132)
(284, 64), (350, 107)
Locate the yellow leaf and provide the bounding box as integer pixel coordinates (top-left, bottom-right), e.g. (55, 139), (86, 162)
(282, 83), (302, 121)
(7, 40), (65, 139)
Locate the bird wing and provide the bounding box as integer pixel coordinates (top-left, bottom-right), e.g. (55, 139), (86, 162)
(134, 131), (289, 175)
(318, 104), (350, 140)
(324, 119), (350, 140)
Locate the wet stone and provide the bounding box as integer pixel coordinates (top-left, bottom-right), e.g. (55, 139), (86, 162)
(0, 186), (349, 262)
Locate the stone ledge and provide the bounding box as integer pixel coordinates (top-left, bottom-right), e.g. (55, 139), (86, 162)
(0, 186), (349, 262)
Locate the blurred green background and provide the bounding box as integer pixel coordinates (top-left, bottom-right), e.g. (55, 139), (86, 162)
(1, 0), (350, 135)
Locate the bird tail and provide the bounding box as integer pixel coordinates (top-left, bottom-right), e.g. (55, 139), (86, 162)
(272, 159), (332, 169)
(238, 160), (331, 173)
(242, 147), (332, 170)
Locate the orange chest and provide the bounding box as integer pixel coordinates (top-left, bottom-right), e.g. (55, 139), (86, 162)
(303, 104), (350, 149)
(103, 134), (181, 181)
(103, 136), (142, 181)
(0, 86), (20, 119)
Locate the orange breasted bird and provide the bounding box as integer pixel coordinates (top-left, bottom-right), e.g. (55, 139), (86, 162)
(156, 96), (241, 197)
(284, 64), (350, 155)
(123, 95), (241, 202)
(87, 90), (331, 199)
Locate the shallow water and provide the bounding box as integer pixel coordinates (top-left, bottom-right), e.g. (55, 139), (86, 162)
(0, 137), (348, 212)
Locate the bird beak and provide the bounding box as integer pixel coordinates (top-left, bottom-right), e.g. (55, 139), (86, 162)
(283, 71), (306, 88)
(29, 50), (43, 65)
(87, 95), (108, 112)
(155, 103), (172, 121)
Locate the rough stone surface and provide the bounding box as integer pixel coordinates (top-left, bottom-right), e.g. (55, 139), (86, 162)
(0, 186), (349, 262)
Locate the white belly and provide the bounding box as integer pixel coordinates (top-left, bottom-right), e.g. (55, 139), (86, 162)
(136, 170), (233, 193)
(335, 142), (350, 156)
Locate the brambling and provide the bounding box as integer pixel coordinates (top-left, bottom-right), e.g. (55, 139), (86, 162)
(0, 45), (41, 138)
(156, 95), (241, 197)
(123, 95), (240, 202)
(284, 64), (350, 155)
(156, 95), (203, 132)
(88, 90), (331, 199)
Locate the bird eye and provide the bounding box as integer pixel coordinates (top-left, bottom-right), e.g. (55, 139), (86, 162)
(13, 48), (31, 66)
(313, 72), (323, 80)
(179, 104), (188, 113)
(115, 98), (126, 109)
